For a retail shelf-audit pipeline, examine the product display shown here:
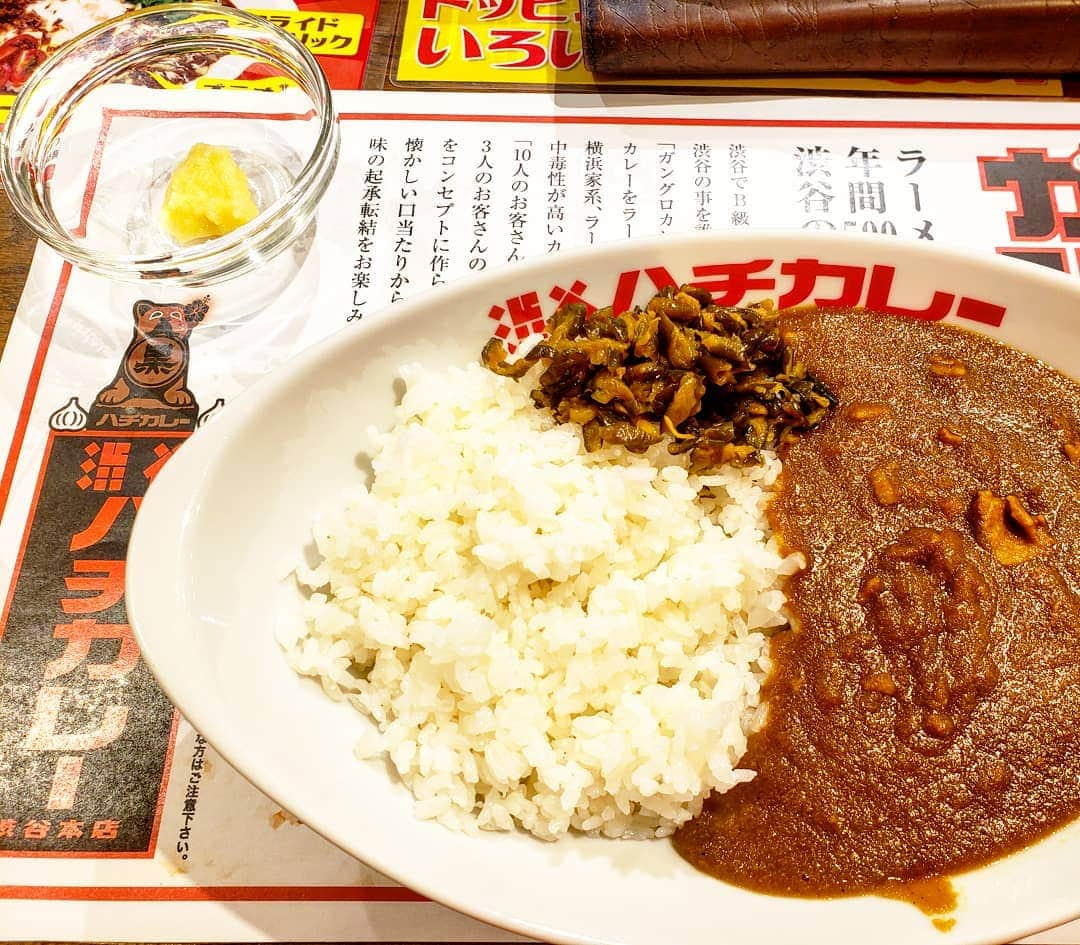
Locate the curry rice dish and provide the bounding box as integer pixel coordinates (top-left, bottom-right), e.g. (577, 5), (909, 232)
(289, 283), (1080, 904)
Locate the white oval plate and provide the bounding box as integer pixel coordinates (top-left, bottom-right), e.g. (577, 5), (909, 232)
(128, 232), (1080, 945)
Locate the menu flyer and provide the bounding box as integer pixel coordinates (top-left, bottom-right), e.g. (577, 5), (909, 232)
(2, 89), (1080, 942)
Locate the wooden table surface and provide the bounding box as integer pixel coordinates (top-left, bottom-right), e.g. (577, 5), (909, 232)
(0, 197), (35, 355)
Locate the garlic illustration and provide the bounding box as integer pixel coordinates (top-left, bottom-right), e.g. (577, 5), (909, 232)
(49, 396), (88, 432)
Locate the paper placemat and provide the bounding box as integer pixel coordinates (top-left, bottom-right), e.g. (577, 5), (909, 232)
(1, 89), (1079, 943)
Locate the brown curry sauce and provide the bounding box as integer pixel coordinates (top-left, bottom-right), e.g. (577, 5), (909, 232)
(673, 307), (1080, 899)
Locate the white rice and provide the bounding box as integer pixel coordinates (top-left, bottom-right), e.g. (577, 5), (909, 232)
(281, 362), (802, 841)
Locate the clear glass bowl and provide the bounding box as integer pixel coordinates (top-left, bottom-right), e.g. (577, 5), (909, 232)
(0, 3), (339, 286)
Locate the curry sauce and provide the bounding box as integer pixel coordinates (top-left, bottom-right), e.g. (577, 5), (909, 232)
(674, 307), (1080, 897)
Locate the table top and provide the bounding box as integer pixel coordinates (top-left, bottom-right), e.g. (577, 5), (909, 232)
(2, 18), (1080, 943)
(0, 198), (35, 354)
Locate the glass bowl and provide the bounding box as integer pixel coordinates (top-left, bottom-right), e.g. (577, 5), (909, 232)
(0, 2), (339, 286)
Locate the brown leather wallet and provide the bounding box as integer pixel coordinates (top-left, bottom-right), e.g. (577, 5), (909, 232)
(579, 0), (1080, 75)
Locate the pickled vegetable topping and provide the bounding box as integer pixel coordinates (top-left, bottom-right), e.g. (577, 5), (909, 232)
(482, 285), (835, 470)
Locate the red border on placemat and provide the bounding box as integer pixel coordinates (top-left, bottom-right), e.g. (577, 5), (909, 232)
(0, 885), (427, 901)
(2, 103), (1080, 899)
(0, 262), (71, 521)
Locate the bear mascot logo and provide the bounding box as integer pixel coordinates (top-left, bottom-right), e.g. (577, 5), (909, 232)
(88, 297), (207, 429)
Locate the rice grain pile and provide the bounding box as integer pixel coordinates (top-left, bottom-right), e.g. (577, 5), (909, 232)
(282, 361), (801, 840)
